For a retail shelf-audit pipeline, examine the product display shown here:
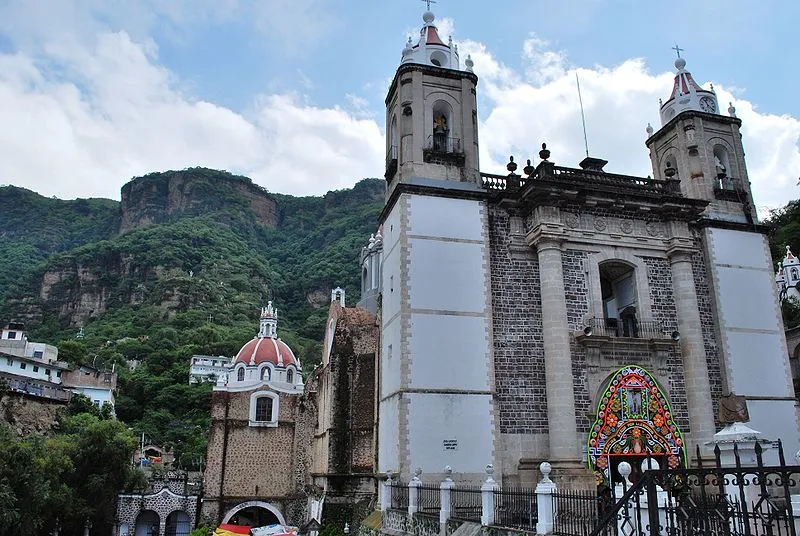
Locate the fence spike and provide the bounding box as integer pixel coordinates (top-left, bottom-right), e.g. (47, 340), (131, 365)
(778, 438), (786, 466)
(696, 443), (704, 469)
(714, 444), (722, 468)
(733, 442), (742, 469)
(754, 440), (764, 468)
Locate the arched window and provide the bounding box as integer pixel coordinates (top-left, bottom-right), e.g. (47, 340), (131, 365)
(792, 267), (799, 282)
(287, 369), (294, 384)
(237, 368), (245, 382)
(260, 367), (270, 381)
(389, 115), (398, 160)
(255, 397), (273, 422)
(599, 261), (638, 337)
(249, 391), (279, 427)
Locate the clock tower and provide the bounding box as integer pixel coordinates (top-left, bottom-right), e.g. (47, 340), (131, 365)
(646, 54), (800, 458)
(646, 55), (753, 223)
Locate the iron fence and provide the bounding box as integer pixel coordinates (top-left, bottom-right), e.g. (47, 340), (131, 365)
(494, 486), (539, 530)
(390, 483), (410, 510)
(588, 441), (800, 536)
(553, 489), (603, 536)
(450, 486), (483, 523)
(417, 485), (441, 514)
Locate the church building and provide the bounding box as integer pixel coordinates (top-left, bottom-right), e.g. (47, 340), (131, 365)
(377, 7), (799, 489)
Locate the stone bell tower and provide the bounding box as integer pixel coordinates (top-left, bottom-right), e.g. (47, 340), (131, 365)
(378, 8), (496, 483)
(646, 53), (800, 460)
(384, 10), (480, 194)
(646, 54), (754, 224)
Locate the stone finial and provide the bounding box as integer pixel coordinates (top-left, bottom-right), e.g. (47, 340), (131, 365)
(412, 467), (423, 481)
(618, 461), (632, 487)
(444, 466), (453, 481)
(646, 123), (654, 137)
(344, 523), (350, 535)
(523, 159), (534, 176)
(728, 102), (737, 117)
(465, 55), (474, 72)
(485, 463), (495, 481)
(386, 469), (394, 483)
(506, 156), (518, 175)
(640, 458), (660, 472)
(539, 143), (551, 161)
(539, 461), (552, 483)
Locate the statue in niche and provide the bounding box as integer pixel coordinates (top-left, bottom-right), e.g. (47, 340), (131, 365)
(715, 155), (727, 178)
(718, 393), (749, 424)
(433, 113), (449, 152)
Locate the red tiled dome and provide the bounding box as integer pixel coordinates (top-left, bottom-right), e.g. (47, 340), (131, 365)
(234, 337), (298, 368)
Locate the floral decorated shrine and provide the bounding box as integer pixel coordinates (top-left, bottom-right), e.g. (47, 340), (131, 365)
(588, 365), (686, 485)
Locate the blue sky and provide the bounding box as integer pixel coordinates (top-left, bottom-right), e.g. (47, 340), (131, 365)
(0, 0), (798, 214)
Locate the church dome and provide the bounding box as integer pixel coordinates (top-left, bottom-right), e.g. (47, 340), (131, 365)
(234, 337), (298, 368)
(232, 302), (300, 369)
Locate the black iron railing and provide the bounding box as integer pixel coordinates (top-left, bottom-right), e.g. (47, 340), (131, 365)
(450, 486), (483, 522)
(425, 135), (462, 154)
(582, 317), (672, 340)
(714, 176), (748, 202)
(553, 489), (602, 536)
(391, 483), (410, 510)
(588, 441), (800, 536)
(417, 485), (441, 514)
(494, 486), (538, 530)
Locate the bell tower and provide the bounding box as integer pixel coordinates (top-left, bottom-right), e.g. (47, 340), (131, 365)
(646, 54), (754, 223)
(378, 8), (496, 483)
(647, 52), (800, 459)
(384, 10), (480, 194)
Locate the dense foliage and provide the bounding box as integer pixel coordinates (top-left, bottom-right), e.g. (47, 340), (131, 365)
(765, 200), (800, 329)
(0, 399), (142, 536)
(0, 170), (384, 474)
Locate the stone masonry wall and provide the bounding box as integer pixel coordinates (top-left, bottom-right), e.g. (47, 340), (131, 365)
(562, 250), (592, 433)
(488, 206), (548, 434)
(691, 241), (725, 428)
(640, 256), (690, 432)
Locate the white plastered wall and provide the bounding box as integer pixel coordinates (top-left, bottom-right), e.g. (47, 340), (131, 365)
(706, 227), (800, 458)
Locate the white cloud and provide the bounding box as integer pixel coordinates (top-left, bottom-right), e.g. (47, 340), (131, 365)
(469, 39), (800, 213)
(0, 31), (383, 199)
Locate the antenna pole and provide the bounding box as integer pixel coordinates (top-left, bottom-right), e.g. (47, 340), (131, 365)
(576, 72), (590, 158)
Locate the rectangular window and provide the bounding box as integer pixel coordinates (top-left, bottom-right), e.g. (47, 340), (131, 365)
(33, 366), (39, 373)
(7, 331), (16, 339)
(6, 358), (11, 366)
(20, 362), (26, 370)
(255, 397), (274, 422)
(45, 369), (51, 376)
(56, 371), (62, 378)
(33, 351), (43, 358)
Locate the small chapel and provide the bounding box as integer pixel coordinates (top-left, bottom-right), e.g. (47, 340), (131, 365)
(376, 6), (799, 490)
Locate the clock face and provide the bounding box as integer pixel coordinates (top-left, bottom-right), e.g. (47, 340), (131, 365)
(699, 96), (717, 113)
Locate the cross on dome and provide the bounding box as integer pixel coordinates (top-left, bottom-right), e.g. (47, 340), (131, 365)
(421, 0), (437, 10)
(672, 44), (684, 58)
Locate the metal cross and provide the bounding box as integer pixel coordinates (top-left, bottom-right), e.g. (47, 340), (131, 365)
(421, 0), (437, 10)
(672, 44), (684, 58)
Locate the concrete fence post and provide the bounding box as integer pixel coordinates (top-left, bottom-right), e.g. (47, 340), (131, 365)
(535, 462), (557, 535)
(440, 466), (454, 524)
(481, 464), (498, 526)
(381, 470), (394, 512)
(409, 468), (422, 517)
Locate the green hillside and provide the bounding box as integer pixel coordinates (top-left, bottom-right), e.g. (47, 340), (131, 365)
(0, 169), (384, 466)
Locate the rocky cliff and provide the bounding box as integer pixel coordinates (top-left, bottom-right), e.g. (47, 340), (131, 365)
(119, 168), (278, 233)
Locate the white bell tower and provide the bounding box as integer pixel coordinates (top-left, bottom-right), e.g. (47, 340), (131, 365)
(378, 7), (496, 484)
(384, 10), (480, 194)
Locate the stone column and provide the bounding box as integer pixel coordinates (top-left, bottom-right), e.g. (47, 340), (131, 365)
(439, 467), (454, 524)
(536, 238), (580, 463)
(667, 245), (716, 452)
(480, 464), (498, 526)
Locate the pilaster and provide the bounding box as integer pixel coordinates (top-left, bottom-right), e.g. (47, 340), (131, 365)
(534, 236), (580, 463)
(667, 240), (716, 453)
